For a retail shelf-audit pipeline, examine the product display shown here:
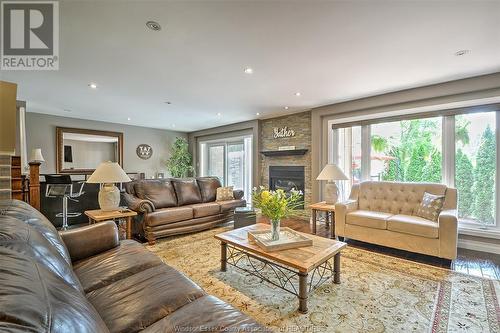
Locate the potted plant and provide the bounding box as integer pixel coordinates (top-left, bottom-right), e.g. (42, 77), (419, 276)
(252, 187), (303, 241)
(166, 137), (195, 178)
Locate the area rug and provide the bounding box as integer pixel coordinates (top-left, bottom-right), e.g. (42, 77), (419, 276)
(146, 227), (500, 333)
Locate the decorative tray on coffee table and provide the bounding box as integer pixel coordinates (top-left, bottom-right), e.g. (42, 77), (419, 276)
(247, 227), (313, 252)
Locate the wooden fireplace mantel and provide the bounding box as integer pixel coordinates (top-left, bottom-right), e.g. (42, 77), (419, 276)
(260, 149), (308, 157)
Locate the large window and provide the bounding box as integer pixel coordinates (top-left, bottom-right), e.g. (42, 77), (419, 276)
(455, 113), (496, 228)
(332, 110), (499, 231)
(200, 136), (253, 201)
(370, 118), (442, 182)
(335, 126), (361, 200)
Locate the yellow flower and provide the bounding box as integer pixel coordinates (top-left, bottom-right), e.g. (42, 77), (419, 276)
(261, 190), (271, 201)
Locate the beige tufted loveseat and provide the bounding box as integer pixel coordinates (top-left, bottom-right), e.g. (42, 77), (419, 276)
(335, 181), (458, 259)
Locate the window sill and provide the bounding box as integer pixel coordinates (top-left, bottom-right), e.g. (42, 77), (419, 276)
(458, 226), (500, 240)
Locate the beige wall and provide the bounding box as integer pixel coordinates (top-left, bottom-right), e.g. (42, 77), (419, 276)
(0, 81), (17, 155)
(26, 112), (186, 178)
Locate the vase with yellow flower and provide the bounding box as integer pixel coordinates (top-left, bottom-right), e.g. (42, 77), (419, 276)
(251, 187), (303, 241)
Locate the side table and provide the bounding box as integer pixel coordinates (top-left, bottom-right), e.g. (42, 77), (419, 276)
(234, 207), (257, 229)
(309, 201), (336, 239)
(84, 209), (137, 239)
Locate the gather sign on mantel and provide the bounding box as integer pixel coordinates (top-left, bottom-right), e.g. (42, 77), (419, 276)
(273, 126), (295, 139)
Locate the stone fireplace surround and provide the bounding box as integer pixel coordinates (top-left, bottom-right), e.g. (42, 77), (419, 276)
(259, 111), (312, 208)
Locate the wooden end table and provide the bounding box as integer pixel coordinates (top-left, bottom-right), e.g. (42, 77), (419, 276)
(215, 224), (347, 313)
(84, 209), (137, 239)
(309, 201), (336, 239)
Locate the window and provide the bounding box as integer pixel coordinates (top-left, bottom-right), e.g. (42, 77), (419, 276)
(332, 110), (499, 231)
(335, 126), (361, 200)
(455, 113), (496, 227)
(200, 136), (253, 201)
(370, 117), (442, 183)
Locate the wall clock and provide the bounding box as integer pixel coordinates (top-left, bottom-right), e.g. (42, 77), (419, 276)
(136, 144), (153, 160)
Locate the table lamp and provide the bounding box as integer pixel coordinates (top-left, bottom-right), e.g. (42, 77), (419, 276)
(316, 164), (348, 204)
(29, 148), (45, 163)
(87, 162), (131, 211)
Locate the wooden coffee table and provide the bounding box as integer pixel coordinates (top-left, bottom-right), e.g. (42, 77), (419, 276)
(214, 224), (347, 313)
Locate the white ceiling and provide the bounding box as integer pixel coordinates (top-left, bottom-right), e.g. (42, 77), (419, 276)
(2, 0), (500, 132)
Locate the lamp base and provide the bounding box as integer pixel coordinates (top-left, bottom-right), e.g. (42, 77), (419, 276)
(324, 182), (339, 205)
(98, 183), (120, 211)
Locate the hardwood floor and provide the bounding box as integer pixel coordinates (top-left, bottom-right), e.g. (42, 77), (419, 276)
(258, 216), (500, 280)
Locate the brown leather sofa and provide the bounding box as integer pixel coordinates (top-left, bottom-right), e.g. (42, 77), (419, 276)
(0, 199), (269, 333)
(123, 177), (246, 244)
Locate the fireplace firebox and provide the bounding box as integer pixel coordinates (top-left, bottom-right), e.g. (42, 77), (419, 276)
(269, 166), (305, 208)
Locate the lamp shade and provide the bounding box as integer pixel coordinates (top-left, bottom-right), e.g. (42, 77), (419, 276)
(29, 148), (45, 163)
(316, 164), (349, 181)
(87, 161), (131, 183)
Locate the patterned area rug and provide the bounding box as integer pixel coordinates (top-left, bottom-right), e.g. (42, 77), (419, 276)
(147, 227), (500, 333)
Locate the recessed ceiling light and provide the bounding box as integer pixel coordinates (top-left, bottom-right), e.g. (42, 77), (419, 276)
(455, 49), (471, 56)
(88, 83), (97, 89)
(256, 112), (260, 116)
(127, 117), (131, 121)
(294, 92), (301, 96)
(244, 67), (253, 74)
(216, 112), (222, 117)
(171, 124), (176, 128)
(284, 106), (289, 110)
(146, 21), (161, 31)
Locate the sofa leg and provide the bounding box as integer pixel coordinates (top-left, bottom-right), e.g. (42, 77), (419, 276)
(147, 236), (156, 246)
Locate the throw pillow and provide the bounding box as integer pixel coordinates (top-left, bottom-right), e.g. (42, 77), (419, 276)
(216, 186), (234, 201)
(415, 192), (445, 222)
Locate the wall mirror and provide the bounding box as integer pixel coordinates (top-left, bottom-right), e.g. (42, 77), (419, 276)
(56, 127), (123, 174)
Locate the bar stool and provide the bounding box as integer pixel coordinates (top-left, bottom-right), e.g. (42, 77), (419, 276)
(45, 174), (85, 230)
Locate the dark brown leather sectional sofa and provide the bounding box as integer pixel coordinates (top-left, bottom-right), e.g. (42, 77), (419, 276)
(0, 199), (269, 333)
(124, 177), (246, 244)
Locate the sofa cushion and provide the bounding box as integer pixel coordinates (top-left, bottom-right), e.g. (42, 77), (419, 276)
(346, 210), (392, 230)
(387, 214), (439, 238)
(415, 192), (445, 222)
(0, 247), (109, 333)
(189, 202), (221, 218)
(87, 264), (206, 333)
(218, 199), (246, 212)
(134, 180), (177, 209)
(196, 177), (222, 202)
(141, 295), (271, 333)
(172, 179), (203, 206)
(74, 240), (163, 293)
(216, 186), (234, 201)
(0, 216), (83, 292)
(145, 207), (194, 227)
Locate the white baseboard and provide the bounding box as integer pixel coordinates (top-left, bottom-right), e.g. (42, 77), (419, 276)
(458, 239), (500, 254)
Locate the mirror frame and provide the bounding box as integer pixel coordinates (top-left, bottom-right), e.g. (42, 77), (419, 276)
(56, 127), (124, 174)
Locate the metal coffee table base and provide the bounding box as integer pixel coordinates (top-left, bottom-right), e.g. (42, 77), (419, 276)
(220, 242), (341, 313)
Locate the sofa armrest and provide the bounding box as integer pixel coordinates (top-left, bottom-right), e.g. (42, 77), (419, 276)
(123, 192), (155, 213)
(233, 190), (244, 200)
(334, 200), (358, 237)
(438, 209), (458, 260)
(59, 221), (120, 262)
